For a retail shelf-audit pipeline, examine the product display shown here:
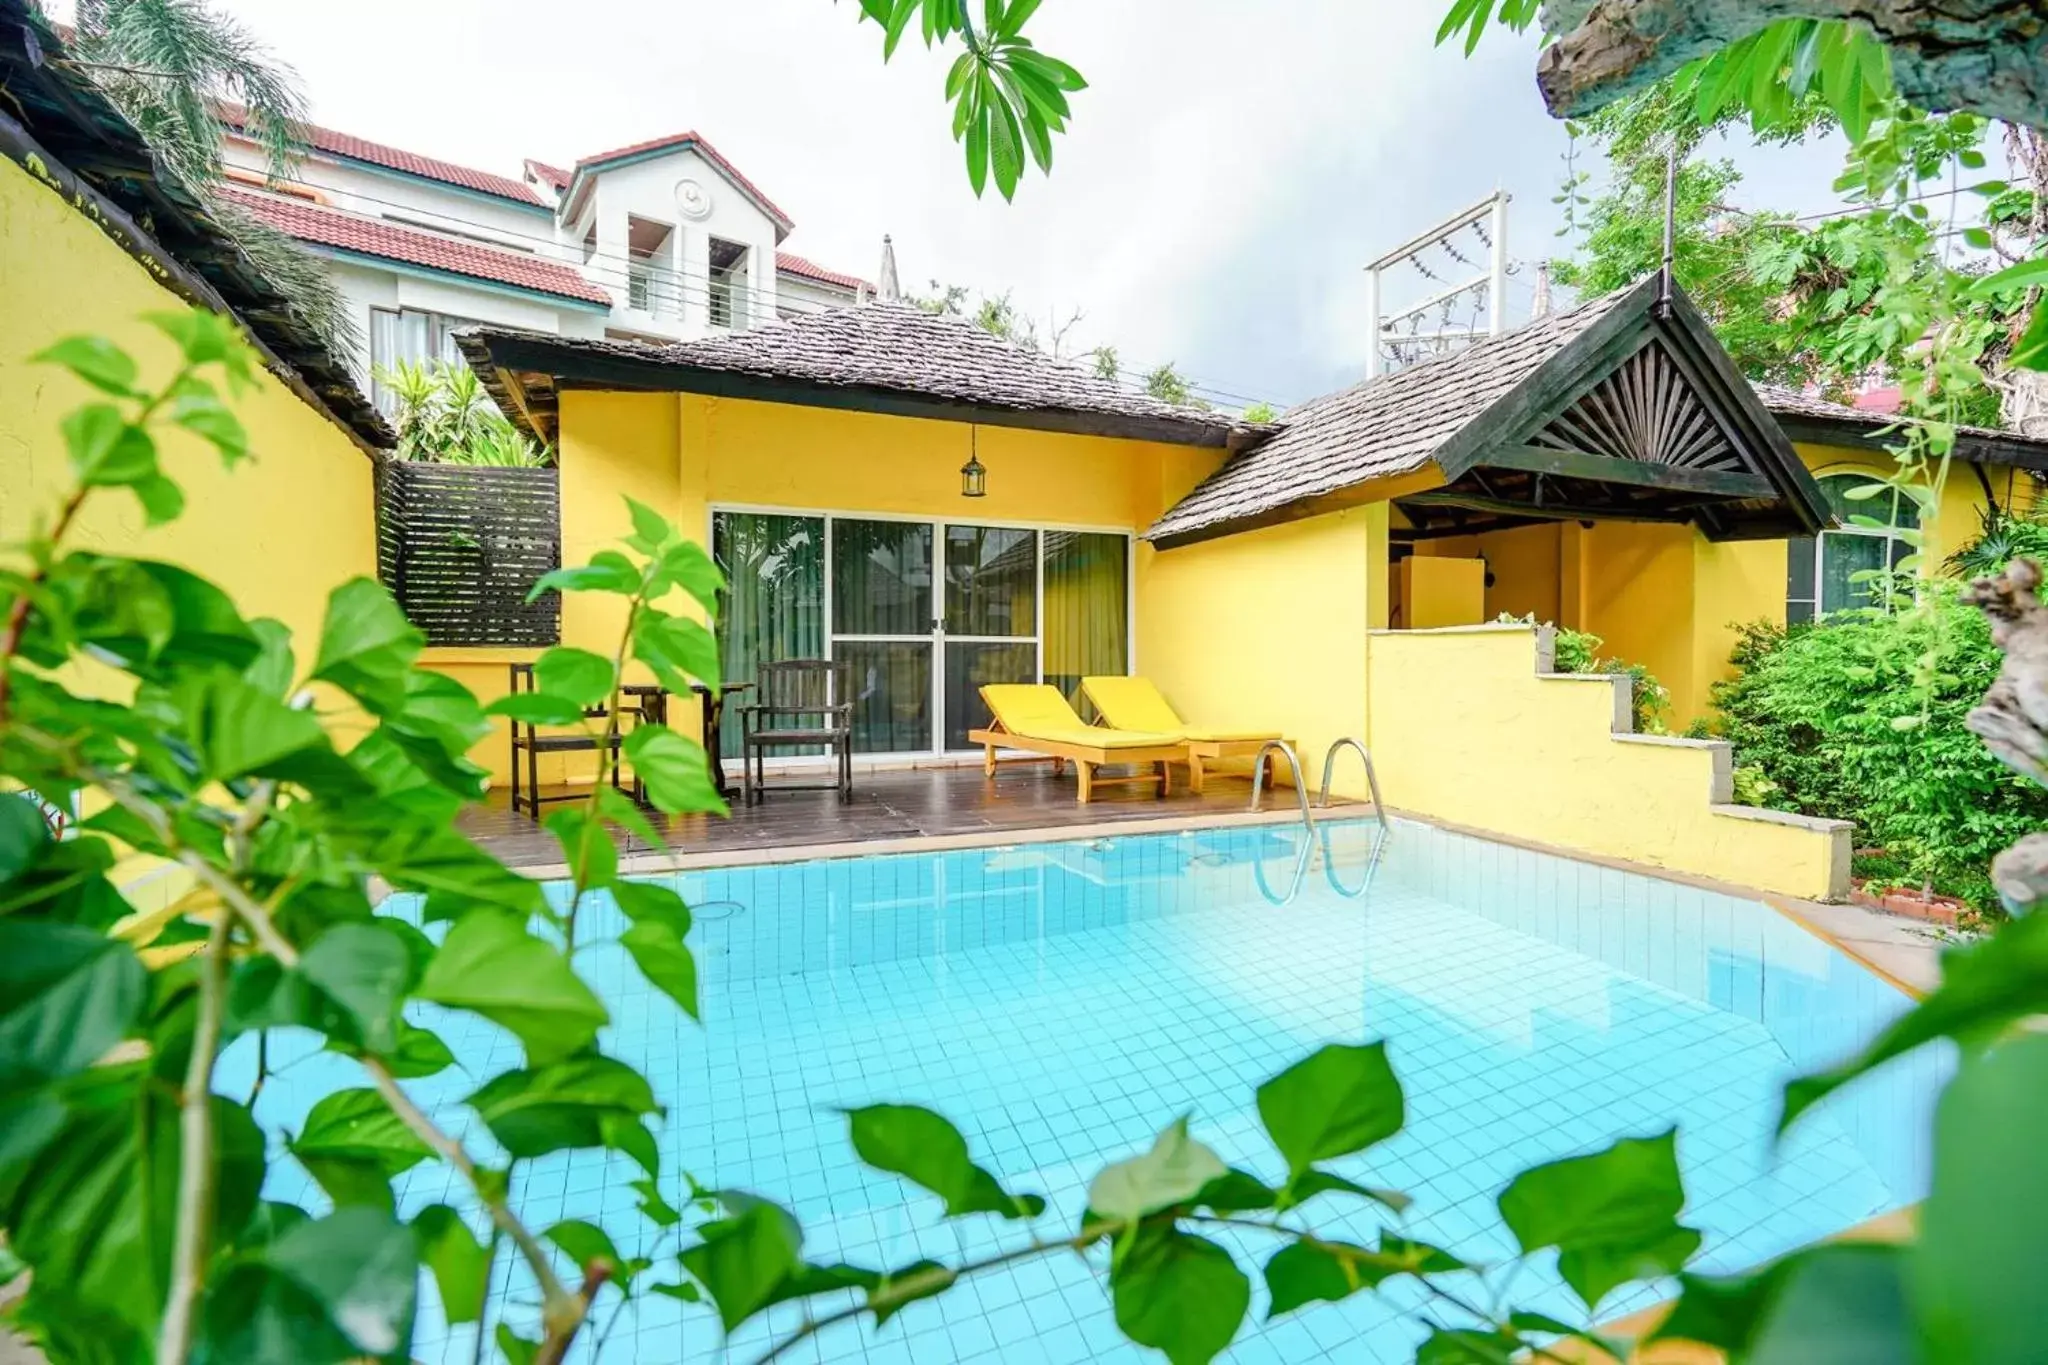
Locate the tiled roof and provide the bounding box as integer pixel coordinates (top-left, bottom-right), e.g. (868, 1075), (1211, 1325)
(218, 105), (546, 206)
(1144, 285), (1640, 544)
(1753, 382), (2048, 458)
(458, 302), (1246, 444)
(565, 131), (795, 236)
(224, 189), (613, 306)
(776, 252), (868, 294)
(524, 158), (572, 191)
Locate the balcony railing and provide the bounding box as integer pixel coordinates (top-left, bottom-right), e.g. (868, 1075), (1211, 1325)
(627, 256), (679, 318)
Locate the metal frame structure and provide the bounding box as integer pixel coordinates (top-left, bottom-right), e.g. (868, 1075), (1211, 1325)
(1365, 191), (1511, 379)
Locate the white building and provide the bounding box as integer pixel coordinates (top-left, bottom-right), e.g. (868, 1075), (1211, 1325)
(219, 114), (870, 416)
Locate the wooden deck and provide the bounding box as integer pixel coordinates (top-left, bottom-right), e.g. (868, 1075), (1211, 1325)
(460, 760), (1320, 870)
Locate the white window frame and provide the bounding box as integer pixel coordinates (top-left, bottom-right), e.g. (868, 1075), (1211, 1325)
(710, 500), (1137, 762)
(1798, 470), (1920, 621)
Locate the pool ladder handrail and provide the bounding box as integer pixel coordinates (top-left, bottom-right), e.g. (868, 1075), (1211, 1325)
(1249, 737), (1390, 835)
(1318, 736), (1391, 833)
(1248, 740), (1314, 830)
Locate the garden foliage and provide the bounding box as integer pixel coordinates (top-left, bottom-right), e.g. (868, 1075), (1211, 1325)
(1712, 599), (2048, 906)
(0, 318), (2042, 1365)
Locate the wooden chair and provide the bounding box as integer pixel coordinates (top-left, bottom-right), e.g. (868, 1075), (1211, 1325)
(739, 660), (854, 806)
(505, 662), (625, 819)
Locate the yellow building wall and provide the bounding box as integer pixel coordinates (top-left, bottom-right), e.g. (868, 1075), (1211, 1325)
(1364, 623), (1850, 899)
(1138, 506), (1388, 800)
(433, 389), (1227, 785)
(0, 154), (376, 654)
(1399, 556), (1486, 628)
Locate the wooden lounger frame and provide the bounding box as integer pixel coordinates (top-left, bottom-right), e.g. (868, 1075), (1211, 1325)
(968, 718), (1186, 804)
(1182, 738), (1293, 795)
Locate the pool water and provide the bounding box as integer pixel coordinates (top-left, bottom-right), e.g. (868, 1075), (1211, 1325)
(235, 818), (1941, 1364)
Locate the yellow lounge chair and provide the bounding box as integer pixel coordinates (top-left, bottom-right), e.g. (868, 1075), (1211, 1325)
(1080, 676), (1288, 795)
(970, 684), (1187, 804)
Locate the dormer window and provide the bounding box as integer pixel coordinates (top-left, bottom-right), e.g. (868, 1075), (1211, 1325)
(709, 237), (750, 329)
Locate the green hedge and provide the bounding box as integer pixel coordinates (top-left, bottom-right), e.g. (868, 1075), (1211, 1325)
(1711, 594), (2048, 911)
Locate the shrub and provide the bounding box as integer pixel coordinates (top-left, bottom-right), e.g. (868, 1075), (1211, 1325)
(1552, 624), (1670, 734)
(1711, 598), (2048, 908)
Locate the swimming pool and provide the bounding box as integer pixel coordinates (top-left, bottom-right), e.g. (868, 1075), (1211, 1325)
(238, 817), (1941, 1364)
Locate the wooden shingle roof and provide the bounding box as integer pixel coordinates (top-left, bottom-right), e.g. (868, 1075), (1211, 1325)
(1146, 277), (1832, 547)
(1146, 287), (1639, 545)
(458, 303), (1254, 448)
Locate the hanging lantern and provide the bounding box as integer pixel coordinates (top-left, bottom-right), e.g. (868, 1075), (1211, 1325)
(960, 427), (987, 498)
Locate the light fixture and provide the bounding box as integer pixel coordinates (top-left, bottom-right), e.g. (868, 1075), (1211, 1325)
(961, 426), (988, 498)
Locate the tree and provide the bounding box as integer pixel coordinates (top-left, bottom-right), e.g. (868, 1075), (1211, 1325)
(47, 0), (360, 358)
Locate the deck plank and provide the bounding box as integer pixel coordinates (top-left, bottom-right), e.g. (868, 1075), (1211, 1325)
(461, 761), (1324, 869)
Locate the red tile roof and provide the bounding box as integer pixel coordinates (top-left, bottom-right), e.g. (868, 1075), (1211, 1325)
(776, 252), (868, 293)
(524, 158), (572, 191)
(219, 105), (547, 206)
(223, 189), (613, 306)
(566, 131), (795, 235)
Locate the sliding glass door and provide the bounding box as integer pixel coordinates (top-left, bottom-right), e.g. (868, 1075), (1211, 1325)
(712, 508), (1130, 758)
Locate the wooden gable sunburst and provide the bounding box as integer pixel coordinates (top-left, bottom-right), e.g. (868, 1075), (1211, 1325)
(1398, 278), (1830, 543)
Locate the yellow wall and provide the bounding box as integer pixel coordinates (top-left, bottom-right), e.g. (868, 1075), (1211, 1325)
(1138, 506), (1387, 800)
(435, 389), (1227, 785)
(0, 155), (376, 653)
(1364, 623), (1851, 898)
(1399, 556), (1486, 628)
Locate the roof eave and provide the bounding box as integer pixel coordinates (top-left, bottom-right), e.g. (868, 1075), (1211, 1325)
(460, 329), (1243, 450)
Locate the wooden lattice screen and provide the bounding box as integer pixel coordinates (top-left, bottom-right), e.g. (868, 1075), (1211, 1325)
(375, 463), (561, 647)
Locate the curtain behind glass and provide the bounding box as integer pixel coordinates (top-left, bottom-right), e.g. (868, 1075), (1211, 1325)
(833, 519), (933, 635)
(714, 512), (825, 759)
(1043, 532), (1129, 715)
(945, 526), (1037, 636)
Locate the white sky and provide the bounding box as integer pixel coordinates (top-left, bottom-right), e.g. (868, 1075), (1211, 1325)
(178, 0), (1854, 407)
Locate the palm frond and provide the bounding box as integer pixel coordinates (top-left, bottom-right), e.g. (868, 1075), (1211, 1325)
(211, 200), (363, 364)
(68, 0), (308, 185)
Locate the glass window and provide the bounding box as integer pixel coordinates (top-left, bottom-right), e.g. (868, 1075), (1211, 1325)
(368, 307), (479, 416)
(832, 519), (933, 636)
(713, 512), (825, 759)
(944, 525), (1038, 637)
(1789, 473), (1920, 619)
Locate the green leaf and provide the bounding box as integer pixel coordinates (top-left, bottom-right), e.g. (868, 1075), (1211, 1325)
(1496, 1131), (1696, 1312)
(147, 308), (246, 367)
(1285, 1168), (1411, 1213)
(632, 612), (721, 694)
(546, 806), (618, 892)
(536, 645), (616, 706)
(1651, 1259), (1788, 1352)
(465, 1055), (659, 1164)
(1111, 1227), (1249, 1365)
(33, 336), (140, 396)
(631, 1177), (683, 1228)
(327, 1020), (454, 1079)
(650, 539), (724, 614)
(2013, 297), (2048, 372)
(0, 796), (51, 882)
(845, 1104), (1045, 1219)
(623, 495), (678, 555)
(612, 878), (692, 937)
(1263, 1240), (1390, 1317)
(311, 578), (424, 717)
(1193, 1168), (1277, 1213)
(1780, 914), (2048, 1133)
(1912, 1032), (2048, 1363)
(547, 1218), (626, 1277)
(1255, 1042), (1404, 1178)
(173, 390), (250, 465)
(416, 911), (607, 1065)
(178, 671), (328, 782)
(1748, 1244), (1911, 1364)
(623, 724), (727, 816)
(679, 1197), (804, 1331)
(529, 555), (640, 601)
(1416, 1327), (1525, 1364)
(202, 1206), (419, 1363)
(486, 692), (589, 726)
(292, 1088), (433, 1179)
(413, 1205), (490, 1326)
(622, 919), (700, 1021)
(0, 919), (147, 1087)
(299, 921), (412, 1055)
(60, 405), (153, 486)
(496, 1324), (539, 1365)
(1088, 1117), (1227, 1223)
